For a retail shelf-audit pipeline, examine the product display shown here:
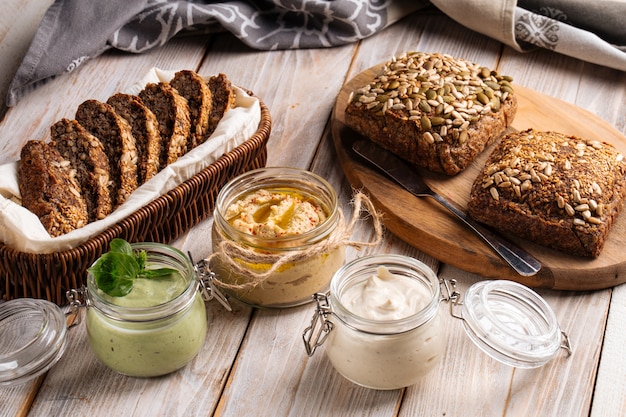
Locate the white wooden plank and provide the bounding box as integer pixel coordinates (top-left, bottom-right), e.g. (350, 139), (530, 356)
(195, 36), (359, 170)
(500, 37), (626, 417)
(1, 6), (624, 417)
(25, 299), (251, 417)
(591, 284), (626, 417)
(1, 35), (253, 416)
(574, 59), (626, 417)
(0, 377), (42, 417)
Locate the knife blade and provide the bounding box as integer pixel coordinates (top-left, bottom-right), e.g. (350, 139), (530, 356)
(352, 139), (541, 277)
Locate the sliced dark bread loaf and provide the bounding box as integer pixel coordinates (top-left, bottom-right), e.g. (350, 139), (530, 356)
(207, 73), (236, 136)
(76, 99), (139, 207)
(170, 70), (212, 151)
(138, 82), (190, 166)
(50, 118), (113, 222)
(107, 93), (161, 184)
(18, 140), (88, 237)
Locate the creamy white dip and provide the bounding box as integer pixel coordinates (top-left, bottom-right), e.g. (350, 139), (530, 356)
(326, 265), (443, 389)
(340, 266), (431, 320)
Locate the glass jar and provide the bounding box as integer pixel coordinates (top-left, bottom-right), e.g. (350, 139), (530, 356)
(303, 254), (572, 390)
(0, 298), (68, 386)
(83, 243), (208, 377)
(305, 254), (443, 390)
(211, 167), (345, 308)
(0, 242), (230, 386)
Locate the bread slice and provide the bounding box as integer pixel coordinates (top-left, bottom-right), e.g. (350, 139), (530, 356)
(76, 99), (139, 207)
(18, 140), (88, 237)
(207, 73), (236, 137)
(344, 52), (517, 175)
(50, 118), (113, 222)
(138, 82), (190, 166)
(107, 93), (161, 184)
(467, 129), (626, 257)
(170, 70), (212, 151)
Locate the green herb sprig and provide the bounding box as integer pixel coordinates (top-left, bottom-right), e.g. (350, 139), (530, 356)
(89, 238), (178, 297)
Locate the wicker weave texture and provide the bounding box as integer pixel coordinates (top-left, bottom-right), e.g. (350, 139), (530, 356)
(1, 99), (271, 305)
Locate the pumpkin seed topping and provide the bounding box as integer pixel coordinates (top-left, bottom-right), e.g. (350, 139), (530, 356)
(348, 51), (515, 145)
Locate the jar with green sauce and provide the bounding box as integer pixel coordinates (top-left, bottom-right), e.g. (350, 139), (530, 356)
(0, 242), (230, 386)
(82, 243), (208, 377)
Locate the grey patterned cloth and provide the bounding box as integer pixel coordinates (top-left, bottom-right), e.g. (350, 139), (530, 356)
(6, 0), (626, 107)
(432, 0), (626, 71)
(6, 0), (428, 106)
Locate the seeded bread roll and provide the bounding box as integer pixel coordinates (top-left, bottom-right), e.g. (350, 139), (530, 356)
(207, 73), (236, 136)
(467, 129), (626, 257)
(18, 140), (88, 237)
(50, 118), (113, 222)
(345, 52), (517, 175)
(107, 93), (161, 184)
(76, 99), (139, 207)
(170, 70), (212, 151)
(138, 82), (191, 167)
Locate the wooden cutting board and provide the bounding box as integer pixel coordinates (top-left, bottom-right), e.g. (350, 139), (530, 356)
(332, 65), (626, 291)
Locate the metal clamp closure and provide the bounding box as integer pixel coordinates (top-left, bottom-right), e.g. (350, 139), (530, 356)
(560, 330), (573, 356)
(439, 278), (464, 319)
(193, 256), (232, 312)
(302, 292), (334, 356)
(65, 287), (88, 328)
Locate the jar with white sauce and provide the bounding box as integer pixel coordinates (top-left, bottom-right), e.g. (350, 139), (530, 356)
(210, 167), (345, 308)
(0, 242), (230, 385)
(303, 254), (572, 390)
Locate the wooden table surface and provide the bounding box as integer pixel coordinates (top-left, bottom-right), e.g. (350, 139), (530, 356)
(1, 9), (625, 417)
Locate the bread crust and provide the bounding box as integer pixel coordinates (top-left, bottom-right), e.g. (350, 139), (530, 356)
(16, 71), (237, 237)
(76, 99), (139, 207)
(207, 73), (236, 137)
(107, 93), (161, 184)
(344, 52), (517, 175)
(139, 82), (191, 167)
(18, 140), (88, 237)
(50, 118), (112, 222)
(170, 70), (212, 151)
(467, 129), (626, 257)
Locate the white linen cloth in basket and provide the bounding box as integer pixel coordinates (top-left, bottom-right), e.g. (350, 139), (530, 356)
(0, 68), (262, 254)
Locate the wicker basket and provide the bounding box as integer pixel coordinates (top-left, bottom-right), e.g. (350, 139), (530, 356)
(1, 97), (271, 305)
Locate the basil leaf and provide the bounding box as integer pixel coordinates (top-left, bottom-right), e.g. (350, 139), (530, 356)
(89, 250), (140, 297)
(140, 267), (179, 279)
(135, 249), (147, 271)
(89, 238), (181, 297)
(110, 238), (133, 255)
(132, 249), (177, 279)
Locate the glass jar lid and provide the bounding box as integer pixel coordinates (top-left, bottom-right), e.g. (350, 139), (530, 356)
(0, 298), (68, 386)
(460, 280), (566, 368)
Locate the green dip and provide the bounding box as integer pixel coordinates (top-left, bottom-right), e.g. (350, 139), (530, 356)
(86, 272), (207, 377)
(97, 272), (188, 307)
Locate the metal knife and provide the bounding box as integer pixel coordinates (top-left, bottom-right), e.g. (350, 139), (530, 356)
(352, 139), (541, 277)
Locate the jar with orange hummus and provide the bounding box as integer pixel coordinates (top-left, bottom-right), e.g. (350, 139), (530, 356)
(210, 167), (345, 308)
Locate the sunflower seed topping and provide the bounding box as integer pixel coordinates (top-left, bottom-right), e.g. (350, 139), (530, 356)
(479, 129), (626, 228)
